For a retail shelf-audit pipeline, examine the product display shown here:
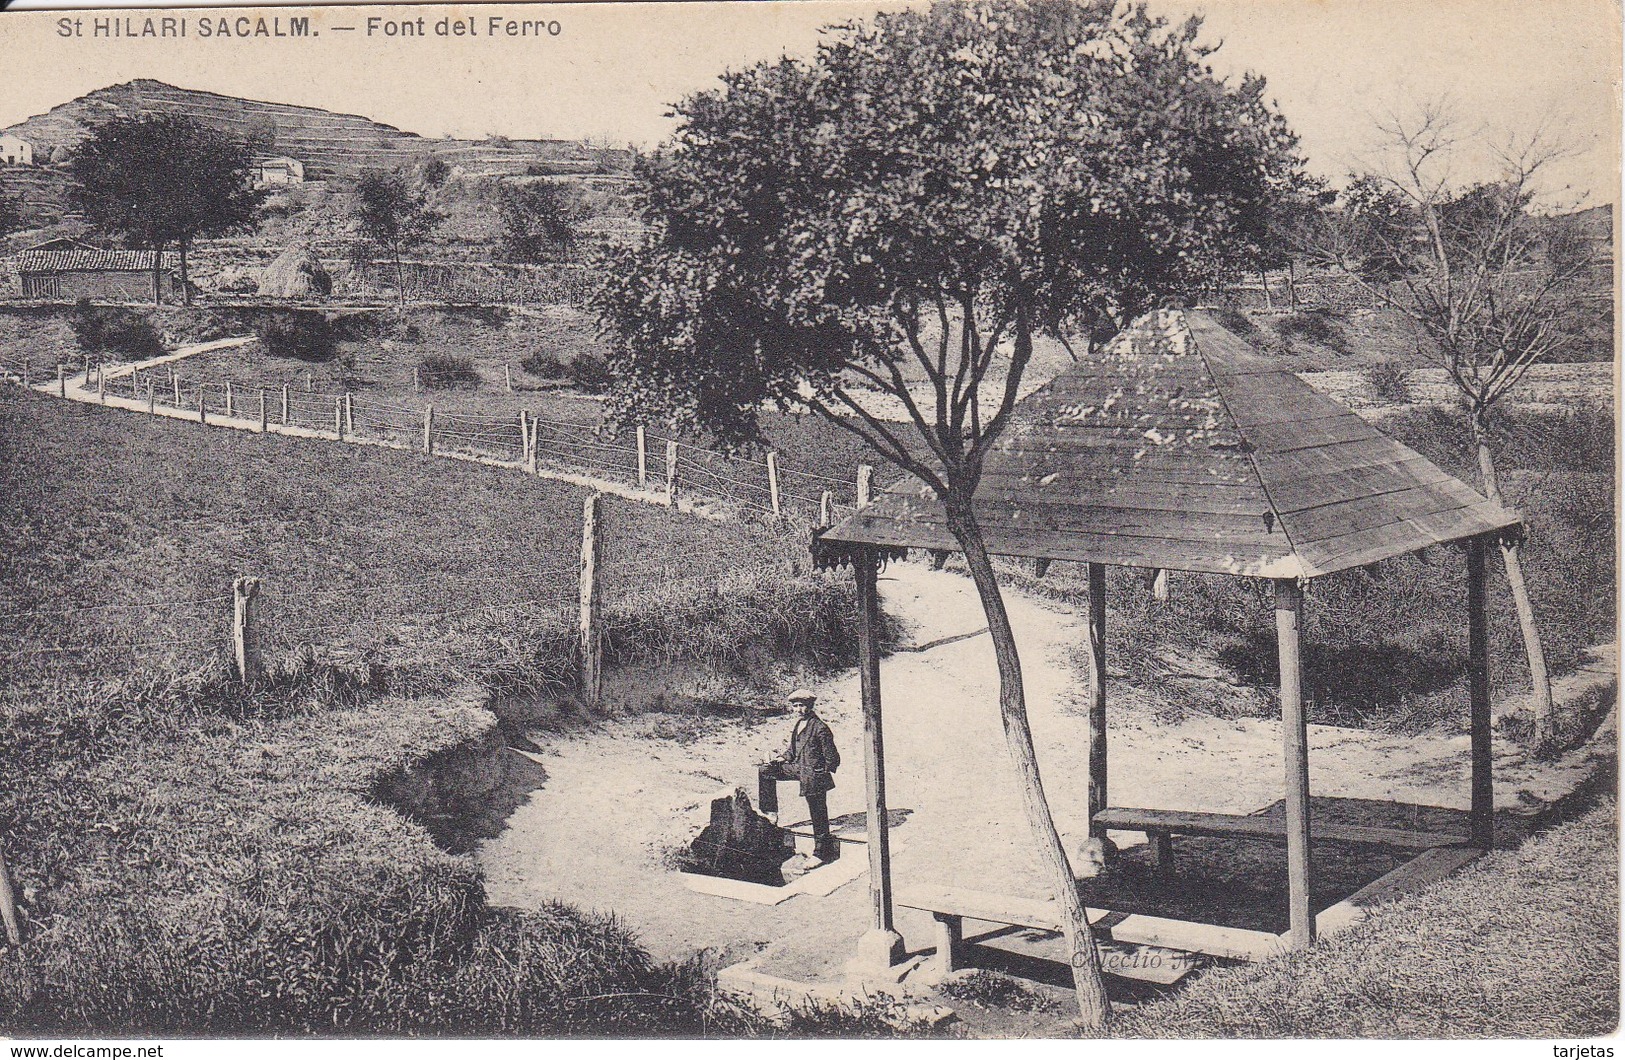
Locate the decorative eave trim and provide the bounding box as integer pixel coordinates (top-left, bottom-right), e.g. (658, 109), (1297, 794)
(809, 530), (909, 572)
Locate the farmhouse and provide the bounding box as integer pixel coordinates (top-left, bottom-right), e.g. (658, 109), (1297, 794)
(254, 156), (305, 186)
(13, 239), (178, 301)
(0, 135), (33, 166)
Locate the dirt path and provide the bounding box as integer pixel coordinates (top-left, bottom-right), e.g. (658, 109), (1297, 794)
(38, 335), (257, 394)
(475, 560), (1614, 982)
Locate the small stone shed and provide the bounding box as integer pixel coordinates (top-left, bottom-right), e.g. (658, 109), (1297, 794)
(814, 308), (1522, 970)
(15, 239), (177, 301)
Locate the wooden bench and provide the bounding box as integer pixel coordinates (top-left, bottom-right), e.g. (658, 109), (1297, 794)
(896, 883), (1200, 985)
(1093, 806), (1467, 870)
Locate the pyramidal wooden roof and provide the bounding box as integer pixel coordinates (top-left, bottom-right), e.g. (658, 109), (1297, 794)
(823, 308), (1520, 579)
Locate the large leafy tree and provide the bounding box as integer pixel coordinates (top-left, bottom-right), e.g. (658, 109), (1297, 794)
(352, 168), (443, 305)
(596, 0), (1303, 1024)
(69, 115), (263, 305)
(1300, 101), (1598, 747)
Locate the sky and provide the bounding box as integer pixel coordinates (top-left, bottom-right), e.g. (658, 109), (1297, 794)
(0, 0), (1618, 204)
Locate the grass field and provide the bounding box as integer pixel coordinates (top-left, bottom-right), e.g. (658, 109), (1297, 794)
(0, 387), (858, 704)
(1101, 792), (1619, 1038)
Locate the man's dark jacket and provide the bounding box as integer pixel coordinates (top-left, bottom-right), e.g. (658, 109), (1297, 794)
(783, 713), (840, 796)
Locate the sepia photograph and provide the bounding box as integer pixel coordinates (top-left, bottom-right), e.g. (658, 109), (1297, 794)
(0, 0), (1617, 1043)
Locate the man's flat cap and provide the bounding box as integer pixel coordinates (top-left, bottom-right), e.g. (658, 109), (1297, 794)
(787, 689), (817, 704)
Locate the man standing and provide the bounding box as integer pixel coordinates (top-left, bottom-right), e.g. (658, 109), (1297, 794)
(758, 689), (841, 861)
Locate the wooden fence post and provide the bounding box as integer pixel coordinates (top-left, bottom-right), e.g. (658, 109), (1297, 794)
(146, 381), (155, 414)
(306, 371), (314, 392)
(664, 440), (679, 506)
(0, 845), (20, 946)
(423, 406), (434, 454)
(198, 385), (207, 424)
(225, 382), (234, 419)
(130, 367), (138, 398)
(172, 373), (181, 407)
(857, 464), (874, 508)
(505, 363), (514, 392)
(517, 411), (530, 466)
(344, 393), (354, 436)
(819, 490), (833, 528)
(413, 366), (422, 393)
(97, 364), (105, 403)
(232, 576), (264, 684)
(636, 426), (647, 488)
(281, 384), (290, 426)
(766, 451), (782, 518)
(578, 493), (603, 708)
(334, 396), (344, 439)
(57, 364), (65, 398)
(20, 361), (28, 388)
(258, 389), (268, 432)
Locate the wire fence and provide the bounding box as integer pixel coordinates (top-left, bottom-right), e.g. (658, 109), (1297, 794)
(47, 359), (869, 531)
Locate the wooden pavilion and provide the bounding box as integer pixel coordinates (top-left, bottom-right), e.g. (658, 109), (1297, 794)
(813, 308), (1522, 971)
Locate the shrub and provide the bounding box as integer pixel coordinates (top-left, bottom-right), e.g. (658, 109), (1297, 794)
(418, 352), (481, 389)
(520, 350), (570, 380)
(1276, 309), (1347, 352)
(567, 352), (611, 393)
(67, 299), (164, 360)
(1365, 360), (1412, 404)
(255, 310), (336, 362)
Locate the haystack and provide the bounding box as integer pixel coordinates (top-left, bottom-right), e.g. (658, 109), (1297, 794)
(258, 244), (333, 300)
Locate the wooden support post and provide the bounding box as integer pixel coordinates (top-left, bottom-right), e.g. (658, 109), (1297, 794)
(334, 396), (344, 439)
(930, 913), (962, 977)
(1149, 830), (1175, 871)
(344, 393), (354, 436)
(0, 845), (20, 946)
(258, 389), (268, 432)
(146, 381), (155, 414)
(1151, 568), (1169, 600)
(413, 366), (421, 393)
(224, 381), (234, 419)
(198, 386), (207, 424)
(819, 490), (833, 529)
(130, 367), (138, 398)
(232, 576), (264, 684)
(172, 373), (181, 407)
(1034, 558), (1052, 579)
(97, 364), (105, 403)
(856, 464), (873, 508)
(664, 440), (678, 506)
(423, 406), (434, 454)
(306, 371), (314, 392)
(1275, 578), (1314, 950)
(854, 549), (905, 969)
(1467, 537), (1494, 848)
(281, 384), (290, 426)
(1086, 562), (1109, 840)
(578, 494), (603, 708)
(766, 451), (782, 518)
(57, 364), (65, 398)
(505, 363), (514, 392)
(20, 361), (28, 388)
(635, 426), (648, 488)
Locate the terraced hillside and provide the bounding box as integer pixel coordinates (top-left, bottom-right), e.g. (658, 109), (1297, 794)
(1, 79), (628, 181)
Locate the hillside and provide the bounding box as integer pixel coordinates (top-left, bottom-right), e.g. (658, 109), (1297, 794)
(0, 79), (629, 181)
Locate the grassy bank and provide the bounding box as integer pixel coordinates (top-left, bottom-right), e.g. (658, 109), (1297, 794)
(1101, 794), (1619, 1038)
(0, 384), (887, 1034)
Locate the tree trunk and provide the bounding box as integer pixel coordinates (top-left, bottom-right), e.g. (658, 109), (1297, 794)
(1473, 418), (1554, 744)
(946, 498), (1111, 1027)
(178, 238), (192, 307)
(395, 251), (407, 307)
(1287, 260), (1299, 311)
(1260, 268), (1273, 310)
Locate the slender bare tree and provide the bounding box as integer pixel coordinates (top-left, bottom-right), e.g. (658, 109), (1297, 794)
(1302, 99), (1599, 745)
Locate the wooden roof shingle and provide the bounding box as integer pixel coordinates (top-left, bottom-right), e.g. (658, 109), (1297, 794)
(821, 308), (1520, 579)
